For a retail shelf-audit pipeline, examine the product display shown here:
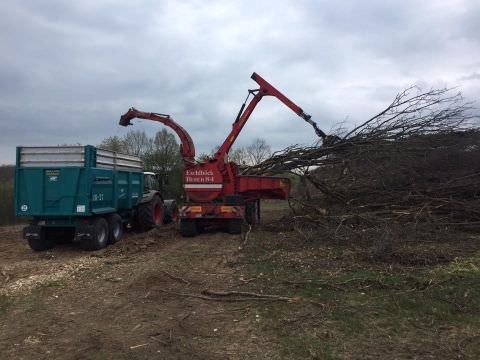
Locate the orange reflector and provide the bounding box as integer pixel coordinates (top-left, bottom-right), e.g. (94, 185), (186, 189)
(189, 206), (202, 213)
(221, 206), (233, 213)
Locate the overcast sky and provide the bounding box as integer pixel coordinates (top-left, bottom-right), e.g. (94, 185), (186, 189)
(0, 0), (479, 164)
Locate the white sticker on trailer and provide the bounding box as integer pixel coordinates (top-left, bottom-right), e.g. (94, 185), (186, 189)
(76, 205), (86, 213)
(184, 184), (223, 189)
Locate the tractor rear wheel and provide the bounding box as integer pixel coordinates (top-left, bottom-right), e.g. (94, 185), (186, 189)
(180, 219), (198, 237)
(137, 196), (163, 232)
(81, 217), (109, 251)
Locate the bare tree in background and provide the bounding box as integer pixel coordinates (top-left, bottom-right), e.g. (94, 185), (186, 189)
(123, 130), (152, 157)
(98, 129), (183, 198)
(200, 144), (252, 165)
(229, 147), (249, 165)
(201, 140), (270, 165)
(246, 138), (271, 165)
(98, 136), (126, 153)
(144, 128), (182, 175)
(196, 153), (211, 162)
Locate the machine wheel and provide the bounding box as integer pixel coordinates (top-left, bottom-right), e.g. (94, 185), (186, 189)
(228, 219), (243, 234)
(163, 200), (179, 224)
(27, 230), (54, 251)
(82, 217), (109, 251)
(137, 196), (163, 232)
(180, 219), (198, 237)
(245, 201), (259, 225)
(107, 213), (123, 244)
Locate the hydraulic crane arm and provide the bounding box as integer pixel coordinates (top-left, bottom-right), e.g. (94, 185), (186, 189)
(215, 72), (326, 161)
(119, 108), (196, 165)
(251, 73), (326, 139)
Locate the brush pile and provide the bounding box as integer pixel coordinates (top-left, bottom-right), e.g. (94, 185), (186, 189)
(245, 87), (480, 239)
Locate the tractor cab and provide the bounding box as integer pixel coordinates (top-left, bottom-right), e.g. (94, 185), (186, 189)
(144, 171), (169, 193)
(143, 171), (162, 192)
(143, 172), (160, 192)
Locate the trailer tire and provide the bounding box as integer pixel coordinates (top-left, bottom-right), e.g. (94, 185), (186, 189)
(27, 230), (54, 251)
(137, 196), (163, 232)
(107, 214), (123, 244)
(82, 217), (109, 251)
(228, 219), (243, 234)
(180, 219), (198, 237)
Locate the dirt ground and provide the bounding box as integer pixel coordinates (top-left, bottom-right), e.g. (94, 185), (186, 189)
(1, 202), (479, 359)
(0, 204), (293, 360)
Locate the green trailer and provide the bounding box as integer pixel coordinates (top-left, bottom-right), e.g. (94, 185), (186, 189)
(15, 145), (177, 251)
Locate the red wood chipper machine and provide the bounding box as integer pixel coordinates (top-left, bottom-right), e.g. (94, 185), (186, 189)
(119, 72), (326, 236)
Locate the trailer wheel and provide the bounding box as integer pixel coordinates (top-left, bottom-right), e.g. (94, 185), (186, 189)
(180, 219), (198, 237)
(82, 217), (109, 251)
(228, 219), (243, 234)
(107, 214), (123, 244)
(137, 196), (163, 232)
(27, 230), (54, 251)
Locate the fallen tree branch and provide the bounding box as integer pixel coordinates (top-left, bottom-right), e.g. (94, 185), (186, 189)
(161, 270), (191, 285)
(157, 288), (325, 307)
(158, 289), (286, 302)
(239, 224), (252, 249)
(202, 289), (293, 300)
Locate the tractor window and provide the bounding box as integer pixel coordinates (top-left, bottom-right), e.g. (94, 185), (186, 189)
(144, 174), (158, 191)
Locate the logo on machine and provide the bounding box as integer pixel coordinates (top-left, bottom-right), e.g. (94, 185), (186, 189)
(185, 169), (215, 183)
(21, 204), (28, 212)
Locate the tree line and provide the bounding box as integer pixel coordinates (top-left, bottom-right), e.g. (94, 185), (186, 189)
(0, 131), (271, 226)
(99, 129), (184, 199)
(198, 138), (272, 165)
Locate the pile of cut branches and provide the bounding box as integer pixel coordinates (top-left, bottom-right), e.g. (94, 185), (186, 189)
(244, 87), (480, 239)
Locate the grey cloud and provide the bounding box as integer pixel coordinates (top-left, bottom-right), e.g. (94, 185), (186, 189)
(460, 73), (480, 81)
(0, 0), (479, 164)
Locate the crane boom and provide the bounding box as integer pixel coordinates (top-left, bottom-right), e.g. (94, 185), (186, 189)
(214, 72), (326, 161)
(119, 107), (196, 166)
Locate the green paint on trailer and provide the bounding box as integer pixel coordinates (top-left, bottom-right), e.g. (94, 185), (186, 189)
(15, 146), (143, 218)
